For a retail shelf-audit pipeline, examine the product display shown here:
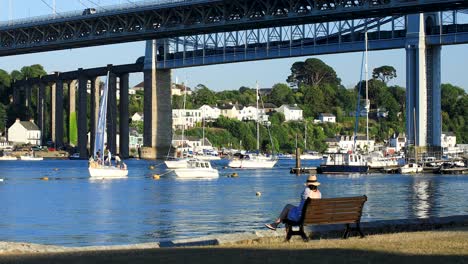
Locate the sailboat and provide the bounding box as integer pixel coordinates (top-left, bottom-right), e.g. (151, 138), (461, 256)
(165, 79), (192, 169)
(228, 83), (278, 169)
(300, 121), (322, 160)
(88, 72), (128, 178)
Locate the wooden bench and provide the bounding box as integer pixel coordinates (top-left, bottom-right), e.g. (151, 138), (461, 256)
(282, 195), (367, 241)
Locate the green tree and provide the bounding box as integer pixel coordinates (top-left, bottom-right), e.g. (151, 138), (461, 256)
(192, 85), (217, 107)
(0, 69), (11, 105)
(287, 58), (340, 87)
(372, 65), (397, 83)
(270, 83), (295, 106)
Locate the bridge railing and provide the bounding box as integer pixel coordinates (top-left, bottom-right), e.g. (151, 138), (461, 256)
(0, 0), (198, 28)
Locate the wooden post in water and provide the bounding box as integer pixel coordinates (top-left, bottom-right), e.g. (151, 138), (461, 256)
(295, 148), (301, 175)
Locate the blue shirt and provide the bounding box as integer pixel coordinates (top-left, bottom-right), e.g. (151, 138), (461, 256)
(287, 188), (311, 222)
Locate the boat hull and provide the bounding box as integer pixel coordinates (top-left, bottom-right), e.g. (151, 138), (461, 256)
(319, 165), (369, 174)
(193, 155), (221, 161)
(173, 168), (219, 179)
(0, 156), (17, 160)
(228, 159), (277, 168)
(300, 154), (322, 160)
(20, 156), (43, 161)
(89, 167), (128, 178)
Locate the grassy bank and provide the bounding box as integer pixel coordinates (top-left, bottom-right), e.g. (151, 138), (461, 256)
(0, 227), (466, 264)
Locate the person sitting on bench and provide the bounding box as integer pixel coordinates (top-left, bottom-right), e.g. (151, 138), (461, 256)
(265, 175), (321, 231)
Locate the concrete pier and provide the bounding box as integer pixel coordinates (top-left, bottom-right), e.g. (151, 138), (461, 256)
(142, 40), (172, 159)
(405, 13), (442, 147)
(38, 82), (46, 145)
(107, 71), (117, 155)
(90, 77), (100, 154)
(53, 79), (64, 147)
(68, 79), (77, 146)
(78, 71), (88, 159)
(119, 73), (130, 159)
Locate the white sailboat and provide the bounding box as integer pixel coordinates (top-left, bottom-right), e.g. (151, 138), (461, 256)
(228, 83), (277, 169)
(165, 79), (192, 169)
(88, 72), (128, 178)
(173, 159), (219, 179)
(300, 122), (322, 160)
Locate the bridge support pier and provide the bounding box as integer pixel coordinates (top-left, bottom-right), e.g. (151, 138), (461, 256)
(52, 78), (64, 148)
(90, 77), (100, 155)
(142, 39), (172, 159)
(107, 71), (118, 155)
(119, 73), (130, 159)
(405, 13), (442, 149)
(78, 71), (88, 159)
(68, 79), (77, 146)
(38, 82), (46, 145)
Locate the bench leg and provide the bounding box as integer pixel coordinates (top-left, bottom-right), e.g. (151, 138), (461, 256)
(299, 226), (309, 242)
(285, 225), (293, 242)
(342, 224), (350, 239)
(357, 222), (365, 238)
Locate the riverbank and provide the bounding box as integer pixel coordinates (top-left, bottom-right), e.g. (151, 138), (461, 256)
(0, 215), (466, 263)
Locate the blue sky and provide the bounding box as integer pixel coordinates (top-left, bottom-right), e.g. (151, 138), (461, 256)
(0, 0), (467, 91)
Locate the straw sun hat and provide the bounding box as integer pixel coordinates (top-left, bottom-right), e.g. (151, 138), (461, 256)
(305, 175), (320, 186)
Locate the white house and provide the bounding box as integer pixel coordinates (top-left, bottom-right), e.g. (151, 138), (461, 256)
(441, 132), (457, 148)
(172, 84), (192, 96)
(131, 112), (144, 122)
(326, 135), (375, 153)
(389, 133), (406, 152)
(218, 104), (241, 120)
(199, 105), (221, 120)
(129, 128), (143, 149)
(275, 104), (303, 121)
(8, 119), (42, 145)
(172, 135), (213, 151)
(318, 113), (336, 123)
(172, 109), (202, 130)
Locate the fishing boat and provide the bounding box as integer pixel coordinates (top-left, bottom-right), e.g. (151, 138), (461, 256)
(88, 72), (128, 178)
(173, 159), (219, 179)
(228, 83), (277, 169)
(319, 152), (369, 174)
(398, 163), (423, 174)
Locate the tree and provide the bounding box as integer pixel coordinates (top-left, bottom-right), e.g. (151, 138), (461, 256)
(270, 83), (295, 106)
(287, 58), (340, 88)
(372, 65), (397, 84)
(192, 85), (217, 107)
(0, 69), (11, 105)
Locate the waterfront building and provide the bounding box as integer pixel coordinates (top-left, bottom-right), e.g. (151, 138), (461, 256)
(389, 133), (407, 152)
(8, 119), (41, 146)
(325, 135), (375, 153)
(172, 135), (212, 151)
(275, 104), (303, 121)
(172, 109), (202, 130)
(129, 128), (143, 150)
(199, 105), (221, 120)
(218, 104), (241, 119)
(318, 113), (336, 123)
(131, 112), (144, 122)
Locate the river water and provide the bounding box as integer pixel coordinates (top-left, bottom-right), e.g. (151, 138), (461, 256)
(0, 159), (466, 246)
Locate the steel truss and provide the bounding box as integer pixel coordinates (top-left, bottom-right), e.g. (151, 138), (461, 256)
(156, 10), (468, 68)
(0, 0), (467, 56)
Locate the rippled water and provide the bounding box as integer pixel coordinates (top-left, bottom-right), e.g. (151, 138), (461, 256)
(0, 159), (466, 246)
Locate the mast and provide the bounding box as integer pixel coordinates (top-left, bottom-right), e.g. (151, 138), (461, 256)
(256, 82), (260, 151)
(304, 121), (307, 150)
(181, 80), (187, 150)
(365, 30), (370, 150)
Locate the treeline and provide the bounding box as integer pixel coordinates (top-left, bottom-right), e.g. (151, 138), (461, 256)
(177, 58), (466, 152)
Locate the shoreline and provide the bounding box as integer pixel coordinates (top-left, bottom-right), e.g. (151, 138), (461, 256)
(0, 215), (466, 255)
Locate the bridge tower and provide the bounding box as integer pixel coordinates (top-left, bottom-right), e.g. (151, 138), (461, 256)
(405, 13), (442, 150)
(141, 39), (172, 159)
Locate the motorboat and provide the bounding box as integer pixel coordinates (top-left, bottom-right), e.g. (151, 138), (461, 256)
(319, 153), (369, 174)
(300, 151), (322, 160)
(277, 153), (293, 160)
(88, 71), (128, 178)
(398, 163), (423, 174)
(228, 154), (277, 169)
(0, 155), (17, 160)
(367, 152), (402, 169)
(173, 159), (219, 179)
(20, 154), (43, 161)
(165, 157), (191, 169)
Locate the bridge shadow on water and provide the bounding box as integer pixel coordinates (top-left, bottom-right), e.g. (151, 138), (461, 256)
(0, 247), (464, 264)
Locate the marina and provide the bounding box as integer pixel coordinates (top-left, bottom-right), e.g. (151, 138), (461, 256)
(0, 159), (466, 247)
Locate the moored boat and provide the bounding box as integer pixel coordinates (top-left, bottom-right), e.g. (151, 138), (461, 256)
(173, 159), (219, 179)
(398, 163), (423, 174)
(228, 154), (277, 169)
(319, 153), (369, 174)
(0, 155), (17, 160)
